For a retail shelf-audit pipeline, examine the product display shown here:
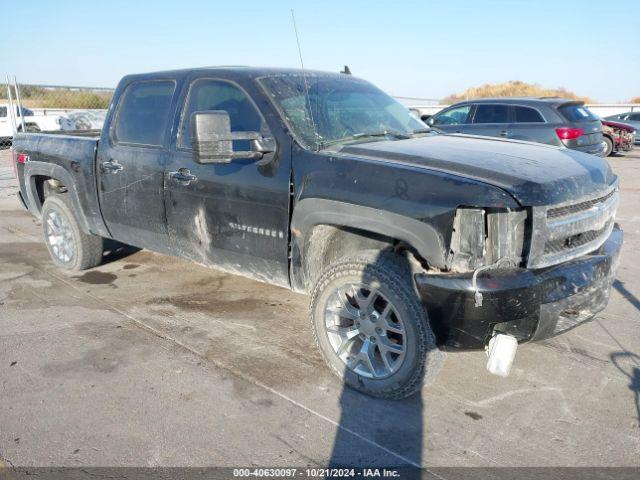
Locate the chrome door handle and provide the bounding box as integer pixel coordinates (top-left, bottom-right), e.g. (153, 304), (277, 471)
(101, 160), (123, 173)
(169, 168), (198, 185)
(499, 130), (509, 137)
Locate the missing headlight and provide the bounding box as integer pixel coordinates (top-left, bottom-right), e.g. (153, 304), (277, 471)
(449, 208), (486, 271)
(449, 207), (527, 272)
(485, 209), (527, 265)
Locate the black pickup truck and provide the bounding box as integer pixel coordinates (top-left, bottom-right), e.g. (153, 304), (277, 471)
(12, 67), (622, 398)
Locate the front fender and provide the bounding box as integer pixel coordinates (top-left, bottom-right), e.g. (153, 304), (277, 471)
(289, 198), (448, 292)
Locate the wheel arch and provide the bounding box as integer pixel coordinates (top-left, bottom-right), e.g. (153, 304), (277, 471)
(23, 161), (92, 233)
(290, 198), (446, 292)
(16, 122), (40, 133)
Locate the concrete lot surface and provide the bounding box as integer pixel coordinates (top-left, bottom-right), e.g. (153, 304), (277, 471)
(0, 148), (639, 469)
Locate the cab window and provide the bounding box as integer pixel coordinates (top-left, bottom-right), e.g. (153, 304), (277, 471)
(16, 107), (34, 117)
(178, 79), (262, 149)
(113, 80), (176, 147)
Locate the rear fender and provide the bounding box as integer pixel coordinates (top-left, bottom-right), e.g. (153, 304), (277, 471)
(23, 160), (92, 234)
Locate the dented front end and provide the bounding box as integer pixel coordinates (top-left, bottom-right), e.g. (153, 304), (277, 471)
(416, 182), (623, 349)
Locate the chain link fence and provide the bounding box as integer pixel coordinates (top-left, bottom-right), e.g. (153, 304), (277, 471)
(1, 79), (114, 150)
(2, 78), (637, 152)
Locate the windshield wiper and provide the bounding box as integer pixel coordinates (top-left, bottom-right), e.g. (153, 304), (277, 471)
(352, 130), (411, 140)
(318, 130), (411, 149)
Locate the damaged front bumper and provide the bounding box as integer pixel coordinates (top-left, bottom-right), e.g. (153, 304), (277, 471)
(415, 226), (623, 349)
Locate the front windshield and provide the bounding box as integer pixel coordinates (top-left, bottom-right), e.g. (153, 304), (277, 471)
(258, 74), (428, 150)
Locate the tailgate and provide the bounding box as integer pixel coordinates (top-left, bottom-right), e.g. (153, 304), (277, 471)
(12, 132), (102, 228)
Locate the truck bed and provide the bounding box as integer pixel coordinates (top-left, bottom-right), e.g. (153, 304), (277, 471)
(39, 129), (102, 138)
(13, 132), (107, 237)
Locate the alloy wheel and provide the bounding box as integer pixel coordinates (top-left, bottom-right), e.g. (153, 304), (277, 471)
(45, 210), (75, 263)
(324, 283), (406, 379)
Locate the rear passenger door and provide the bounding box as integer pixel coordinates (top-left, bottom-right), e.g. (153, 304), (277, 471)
(466, 103), (511, 139)
(506, 105), (549, 144)
(97, 80), (176, 252)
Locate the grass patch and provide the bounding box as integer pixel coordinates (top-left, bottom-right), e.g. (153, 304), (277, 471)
(443, 81), (592, 104)
(1, 85), (113, 109)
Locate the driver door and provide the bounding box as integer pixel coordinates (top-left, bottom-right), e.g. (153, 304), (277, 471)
(164, 77), (292, 287)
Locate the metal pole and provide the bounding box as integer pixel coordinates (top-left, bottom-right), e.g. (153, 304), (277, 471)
(5, 75), (17, 135)
(13, 76), (27, 133)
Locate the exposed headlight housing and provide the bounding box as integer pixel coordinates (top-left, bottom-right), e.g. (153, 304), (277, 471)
(448, 207), (527, 272)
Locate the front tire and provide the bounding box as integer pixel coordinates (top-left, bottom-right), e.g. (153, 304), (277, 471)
(42, 194), (103, 270)
(310, 250), (444, 399)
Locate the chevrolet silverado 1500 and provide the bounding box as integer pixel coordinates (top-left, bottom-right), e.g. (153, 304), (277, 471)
(12, 67), (622, 398)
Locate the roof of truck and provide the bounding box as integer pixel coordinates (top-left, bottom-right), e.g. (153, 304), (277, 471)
(122, 66), (348, 81)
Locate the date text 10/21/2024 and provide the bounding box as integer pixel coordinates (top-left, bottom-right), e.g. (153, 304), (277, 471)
(232, 468), (402, 478)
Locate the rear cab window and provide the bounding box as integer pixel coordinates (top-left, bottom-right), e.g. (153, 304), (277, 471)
(473, 104), (509, 124)
(112, 80), (176, 146)
(558, 104), (598, 123)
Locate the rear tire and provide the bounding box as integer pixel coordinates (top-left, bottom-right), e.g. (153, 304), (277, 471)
(42, 194), (103, 271)
(603, 136), (614, 157)
(310, 249), (444, 399)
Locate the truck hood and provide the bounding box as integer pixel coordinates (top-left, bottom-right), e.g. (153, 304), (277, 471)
(339, 134), (615, 206)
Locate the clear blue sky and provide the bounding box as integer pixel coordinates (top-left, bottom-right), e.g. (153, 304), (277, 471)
(6, 0), (639, 102)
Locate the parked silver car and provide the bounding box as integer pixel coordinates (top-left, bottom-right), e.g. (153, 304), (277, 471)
(59, 110), (107, 131)
(428, 98), (606, 156)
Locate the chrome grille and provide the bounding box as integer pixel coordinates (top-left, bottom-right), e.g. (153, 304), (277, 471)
(528, 182), (619, 269)
(543, 220), (613, 255)
(547, 190), (615, 219)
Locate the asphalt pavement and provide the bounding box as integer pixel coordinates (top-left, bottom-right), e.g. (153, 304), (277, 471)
(0, 148), (639, 471)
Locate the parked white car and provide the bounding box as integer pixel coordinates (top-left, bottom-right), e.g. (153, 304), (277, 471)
(0, 103), (62, 143)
